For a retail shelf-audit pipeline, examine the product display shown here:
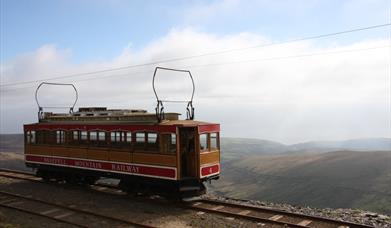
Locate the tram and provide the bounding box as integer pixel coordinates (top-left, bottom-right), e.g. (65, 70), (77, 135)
(24, 67), (220, 197)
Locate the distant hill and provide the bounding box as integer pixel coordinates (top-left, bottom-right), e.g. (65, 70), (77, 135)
(290, 138), (391, 152)
(0, 134), (24, 153)
(221, 137), (391, 158)
(209, 150), (391, 214)
(221, 137), (289, 160)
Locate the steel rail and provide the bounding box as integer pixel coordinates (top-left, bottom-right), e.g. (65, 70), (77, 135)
(0, 170), (41, 183)
(191, 199), (374, 228)
(0, 202), (88, 228)
(0, 169), (156, 228)
(184, 201), (307, 227)
(0, 190), (156, 228)
(0, 168), (35, 175)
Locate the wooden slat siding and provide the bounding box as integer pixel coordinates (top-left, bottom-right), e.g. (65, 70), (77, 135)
(51, 146), (69, 157)
(67, 147), (87, 159)
(86, 149), (108, 161)
(25, 145), (52, 156)
(109, 150), (132, 163)
(28, 145), (87, 159)
(200, 150), (220, 165)
(133, 153), (176, 167)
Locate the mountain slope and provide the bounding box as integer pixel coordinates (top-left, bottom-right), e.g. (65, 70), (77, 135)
(209, 150), (391, 214)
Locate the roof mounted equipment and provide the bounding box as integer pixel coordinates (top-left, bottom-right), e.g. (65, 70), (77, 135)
(35, 82), (78, 121)
(152, 67), (195, 122)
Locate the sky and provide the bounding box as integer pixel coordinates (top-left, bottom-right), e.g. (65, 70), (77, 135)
(0, 0), (390, 144)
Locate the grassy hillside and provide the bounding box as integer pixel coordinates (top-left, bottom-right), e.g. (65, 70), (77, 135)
(209, 150), (391, 214)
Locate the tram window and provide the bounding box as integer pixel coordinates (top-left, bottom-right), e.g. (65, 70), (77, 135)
(96, 131), (107, 146)
(111, 132), (125, 142)
(65, 131), (73, 145)
(147, 133), (157, 143)
(31, 131), (36, 143)
(200, 134), (209, 151)
(210, 132), (218, 150)
(26, 131), (36, 144)
(81, 131), (88, 140)
(111, 132), (116, 141)
(73, 131), (79, 140)
(160, 134), (176, 154)
(126, 132), (132, 143)
(35, 131), (43, 144)
(111, 131), (127, 148)
(90, 131), (98, 141)
(80, 131), (88, 144)
(134, 132), (145, 150)
(136, 132), (145, 143)
(41, 131), (55, 144)
(70, 131), (80, 145)
(89, 131), (105, 147)
(146, 133), (158, 152)
(35, 131), (44, 144)
(170, 134), (176, 153)
(98, 132), (106, 141)
(56, 130), (65, 144)
(171, 134), (176, 145)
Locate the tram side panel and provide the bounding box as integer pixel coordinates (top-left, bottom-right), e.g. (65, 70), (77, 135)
(24, 126), (179, 181)
(198, 125), (221, 180)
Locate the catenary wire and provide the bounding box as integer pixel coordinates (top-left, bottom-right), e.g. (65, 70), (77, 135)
(1, 23), (390, 87)
(0, 45), (388, 93)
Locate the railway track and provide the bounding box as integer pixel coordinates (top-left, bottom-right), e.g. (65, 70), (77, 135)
(185, 199), (373, 228)
(0, 169), (155, 228)
(0, 168), (375, 228)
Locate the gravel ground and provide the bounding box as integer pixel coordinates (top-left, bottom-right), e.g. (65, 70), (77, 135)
(0, 177), (262, 228)
(204, 194), (391, 228)
(1, 177), (390, 227)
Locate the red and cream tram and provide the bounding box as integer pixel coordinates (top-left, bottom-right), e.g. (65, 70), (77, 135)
(24, 67), (220, 197)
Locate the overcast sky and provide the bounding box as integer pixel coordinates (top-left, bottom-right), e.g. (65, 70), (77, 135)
(0, 0), (390, 144)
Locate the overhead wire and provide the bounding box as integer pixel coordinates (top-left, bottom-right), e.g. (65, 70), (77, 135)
(1, 44), (388, 93)
(1, 23), (390, 87)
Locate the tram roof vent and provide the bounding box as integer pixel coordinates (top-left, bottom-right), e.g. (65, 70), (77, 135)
(78, 107), (107, 112)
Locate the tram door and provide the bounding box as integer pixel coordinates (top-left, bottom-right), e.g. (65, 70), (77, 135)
(179, 127), (197, 178)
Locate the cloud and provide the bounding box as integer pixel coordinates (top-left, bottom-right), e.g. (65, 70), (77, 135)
(0, 28), (389, 143)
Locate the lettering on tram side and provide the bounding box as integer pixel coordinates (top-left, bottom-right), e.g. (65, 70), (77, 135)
(43, 157), (67, 165)
(74, 160), (103, 169)
(111, 164), (140, 173)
